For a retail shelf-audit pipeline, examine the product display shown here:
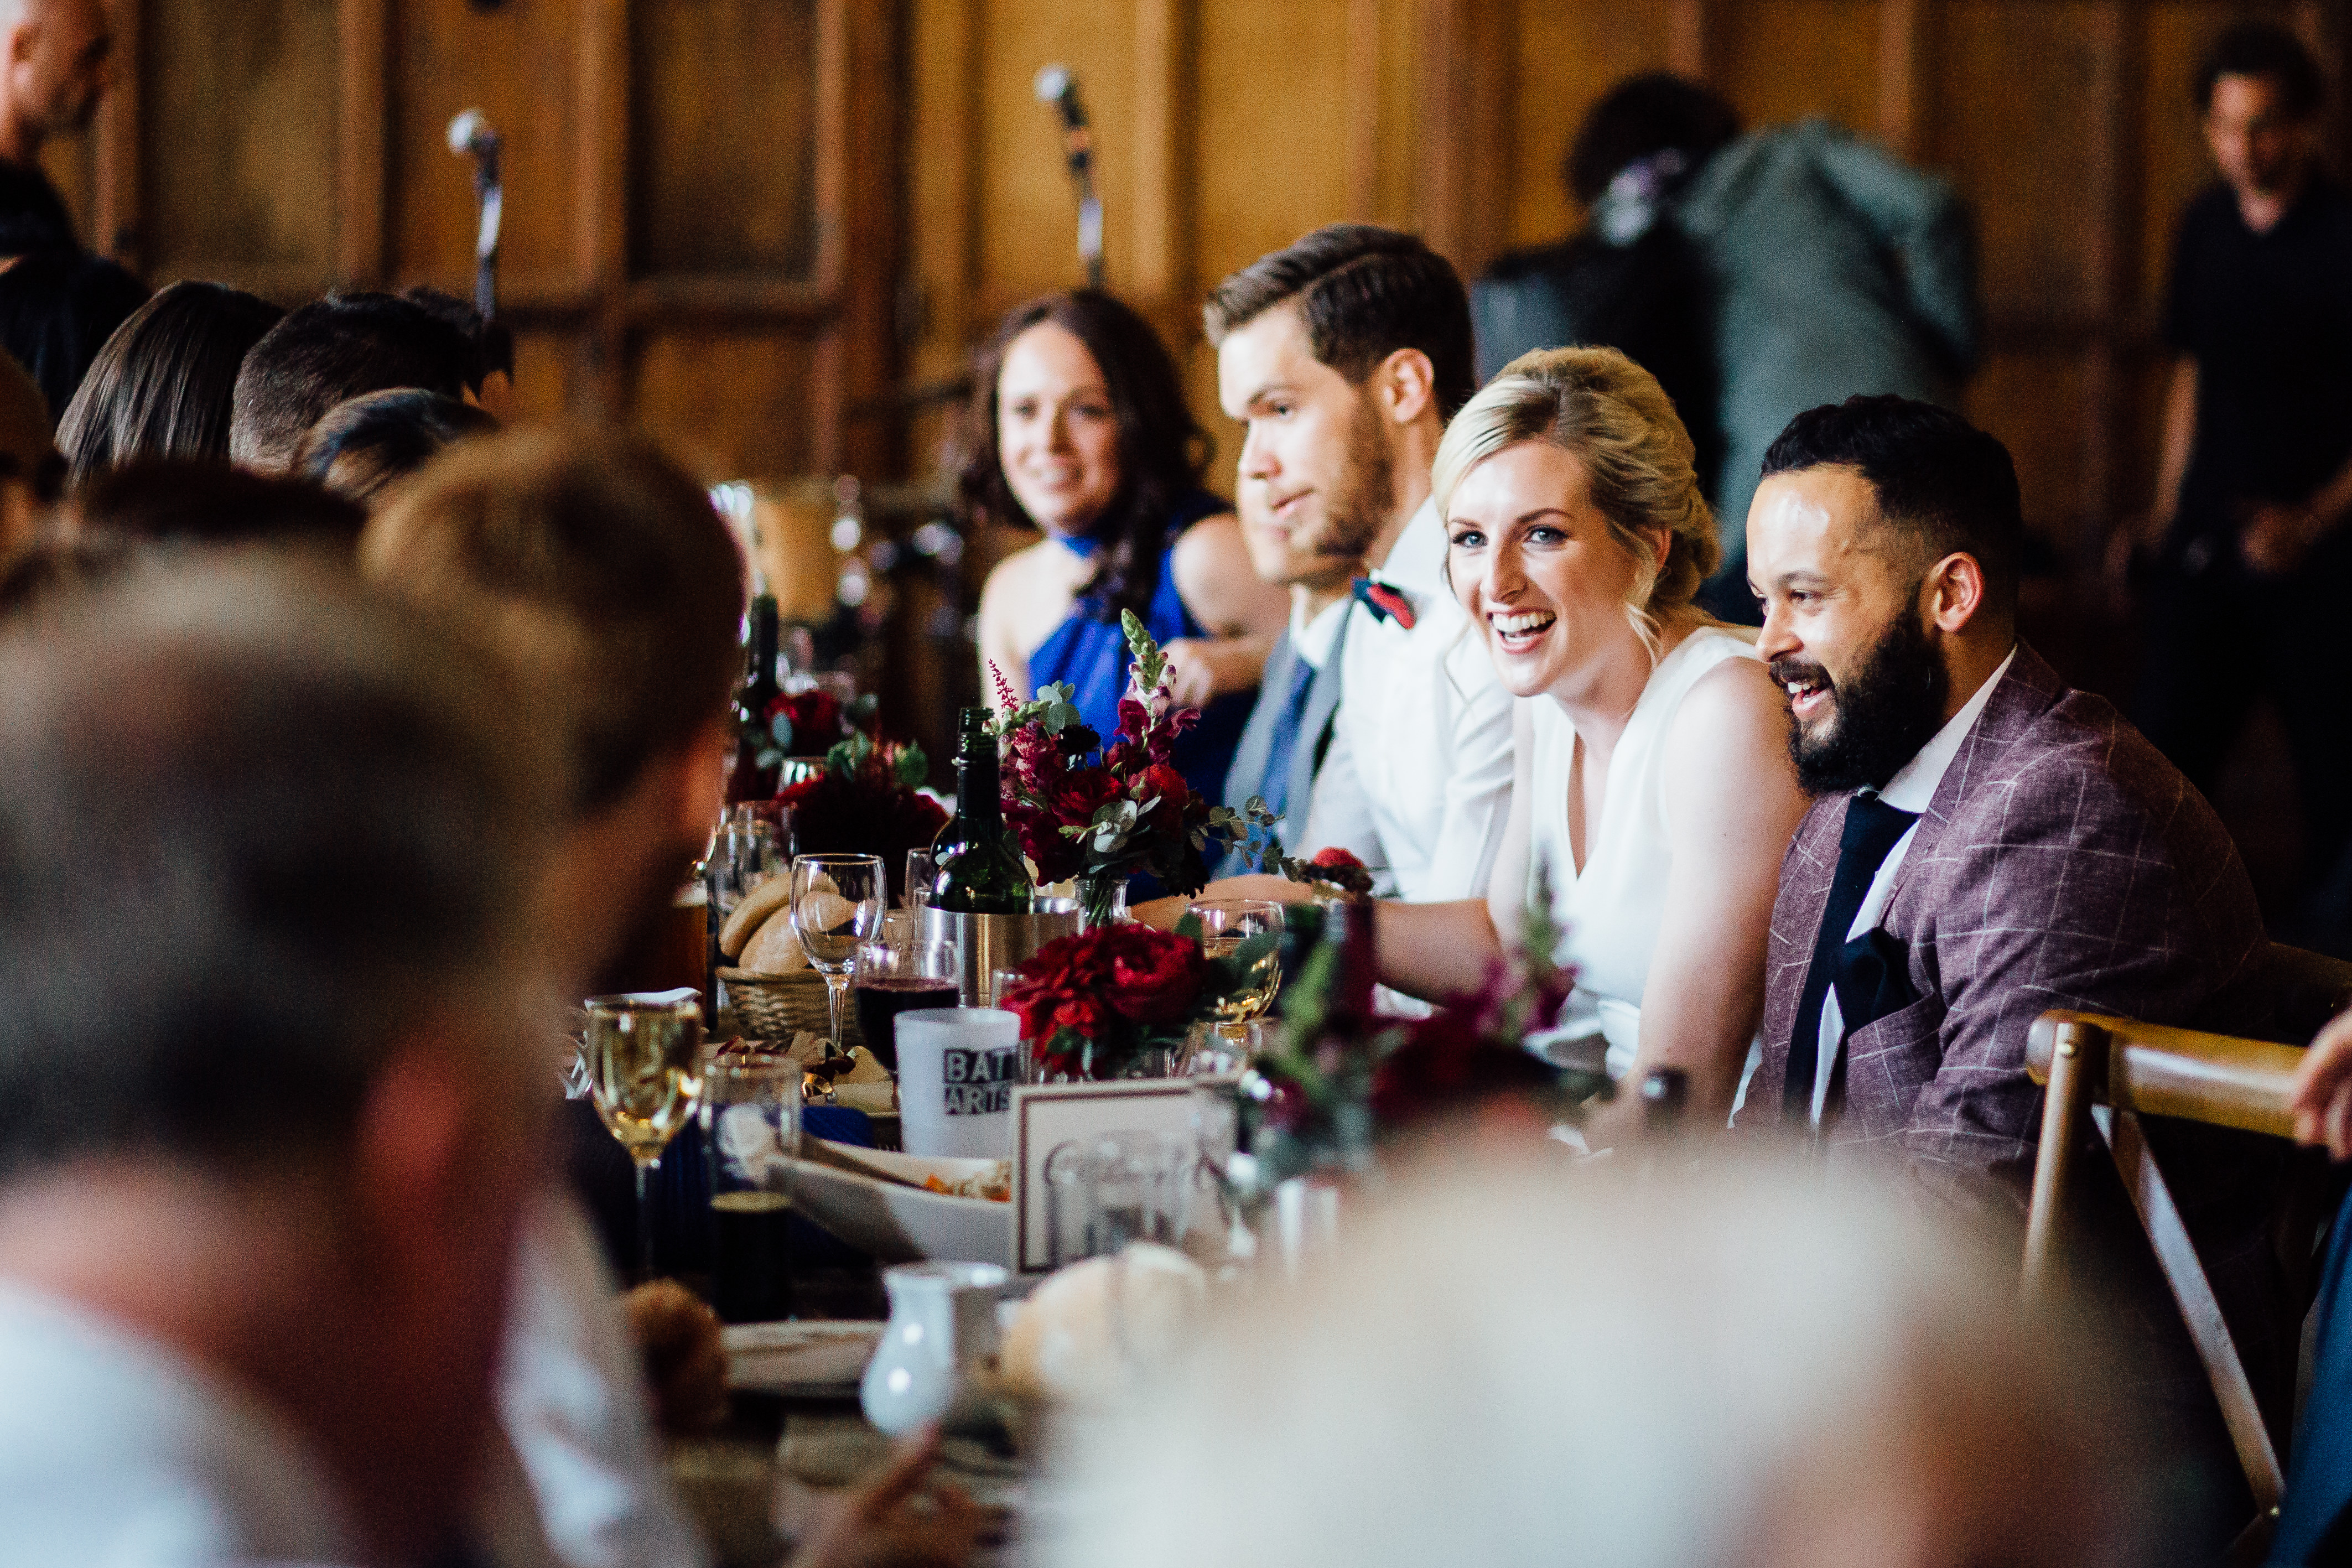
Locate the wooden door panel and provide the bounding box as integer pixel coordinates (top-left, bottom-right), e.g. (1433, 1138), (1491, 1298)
(976, 0), (1136, 304)
(1718, 1), (1885, 137)
(629, 0), (821, 279)
(141, 0), (339, 289)
(630, 326), (819, 479)
(388, 0), (588, 295)
(1938, 2), (2110, 318)
(1502, 0), (1674, 252)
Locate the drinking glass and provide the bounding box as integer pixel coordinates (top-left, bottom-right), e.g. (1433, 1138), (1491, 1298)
(702, 1048), (801, 1322)
(906, 847), (938, 911)
(791, 854), (886, 1059)
(852, 937), (958, 1073)
(583, 995), (705, 1283)
(1188, 899), (1285, 1053)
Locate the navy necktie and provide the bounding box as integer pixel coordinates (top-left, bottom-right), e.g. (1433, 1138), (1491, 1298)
(1254, 652), (1319, 822)
(1783, 794), (1919, 1122)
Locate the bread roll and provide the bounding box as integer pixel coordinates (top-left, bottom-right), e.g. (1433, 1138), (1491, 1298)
(997, 1244), (1206, 1408)
(719, 871), (795, 958)
(738, 910), (807, 973)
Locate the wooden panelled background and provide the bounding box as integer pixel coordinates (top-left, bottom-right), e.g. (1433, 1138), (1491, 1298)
(23, 0), (2345, 563)
(904, 0), (2349, 586)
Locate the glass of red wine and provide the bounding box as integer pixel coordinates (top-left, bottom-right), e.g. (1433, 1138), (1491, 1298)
(851, 938), (958, 1073)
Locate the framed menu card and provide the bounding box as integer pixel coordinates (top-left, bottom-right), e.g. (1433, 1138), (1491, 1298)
(1009, 1079), (1199, 1274)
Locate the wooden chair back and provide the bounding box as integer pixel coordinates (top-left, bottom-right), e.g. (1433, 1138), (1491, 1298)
(2022, 1009), (2299, 1562)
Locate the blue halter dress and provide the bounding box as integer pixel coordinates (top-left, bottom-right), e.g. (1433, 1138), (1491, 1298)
(1024, 490), (1255, 806)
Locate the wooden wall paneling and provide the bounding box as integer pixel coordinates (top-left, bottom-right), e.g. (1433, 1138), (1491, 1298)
(977, 1), (1139, 307)
(629, 329), (821, 479)
(823, 0), (897, 479)
(138, 0), (340, 295)
(1131, 0), (1194, 309)
(578, 0), (627, 416)
(1718, 1), (1886, 137)
(1877, 0), (1928, 158)
(627, 0), (821, 282)
(1500, 0), (1674, 252)
(2079, 2), (2141, 556)
(337, 0), (385, 286)
(1344, 0), (1382, 220)
(901, 0), (984, 479)
(1413, 0), (1515, 277)
(1669, 0), (1718, 79)
(91, 0), (137, 263)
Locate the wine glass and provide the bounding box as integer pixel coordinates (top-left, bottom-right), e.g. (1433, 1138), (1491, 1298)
(1190, 899), (1285, 1055)
(791, 853), (887, 1060)
(583, 995), (705, 1283)
(906, 847), (937, 911)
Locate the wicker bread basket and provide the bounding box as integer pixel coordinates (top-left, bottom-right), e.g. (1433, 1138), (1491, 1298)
(719, 965), (865, 1054)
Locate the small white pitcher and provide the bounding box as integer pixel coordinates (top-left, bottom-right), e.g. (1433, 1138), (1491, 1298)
(859, 1260), (1010, 1434)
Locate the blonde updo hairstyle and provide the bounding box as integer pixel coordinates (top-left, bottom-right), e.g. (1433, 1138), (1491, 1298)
(1431, 345), (1717, 659)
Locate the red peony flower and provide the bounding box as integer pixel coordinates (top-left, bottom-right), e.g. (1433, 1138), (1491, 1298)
(1102, 925), (1208, 1025)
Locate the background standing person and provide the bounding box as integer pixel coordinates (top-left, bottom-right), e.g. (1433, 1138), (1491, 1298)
(1205, 225), (1514, 903)
(2121, 20), (2352, 955)
(968, 288), (1284, 803)
(0, 0), (110, 251)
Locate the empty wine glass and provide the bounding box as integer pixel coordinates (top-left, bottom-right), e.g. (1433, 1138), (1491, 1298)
(791, 854), (886, 1059)
(906, 847), (937, 911)
(583, 994), (705, 1283)
(1189, 899), (1285, 1054)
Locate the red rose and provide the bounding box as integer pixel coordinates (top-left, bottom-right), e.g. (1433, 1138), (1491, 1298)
(1135, 762), (1191, 812)
(1368, 1011), (1556, 1130)
(1046, 766), (1120, 829)
(1103, 925), (1207, 1025)
(1311, 846), (1365, 870)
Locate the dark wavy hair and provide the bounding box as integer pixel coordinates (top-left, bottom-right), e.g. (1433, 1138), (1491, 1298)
(58, 281), (285, 480)
(957, 289), (1208, 625)
(2197, 21), (2326, 118)
(1564, 74), (1742, 204)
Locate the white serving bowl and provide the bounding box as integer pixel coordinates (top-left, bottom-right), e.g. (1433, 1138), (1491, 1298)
(787, 1141), (1013, 1265)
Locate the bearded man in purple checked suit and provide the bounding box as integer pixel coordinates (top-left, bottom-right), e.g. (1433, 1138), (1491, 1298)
(1734, 394), (2284, 1555)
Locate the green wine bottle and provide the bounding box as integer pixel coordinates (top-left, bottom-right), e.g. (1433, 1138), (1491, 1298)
(932, 708), (1033, 915)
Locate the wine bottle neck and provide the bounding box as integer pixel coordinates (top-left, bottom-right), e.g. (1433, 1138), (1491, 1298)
(957, 751), (1003, 830)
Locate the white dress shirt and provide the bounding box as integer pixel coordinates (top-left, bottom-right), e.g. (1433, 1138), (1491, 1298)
(1300, 497), (1517, 901)
(1290, 594), (1349, 672)
(1809, 648), (2017, 1126)
(0, 1281), (360, 1568)
(492, 1190), (714, 1568)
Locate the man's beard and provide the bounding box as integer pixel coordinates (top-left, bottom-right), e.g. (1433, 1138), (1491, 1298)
(1313, 394), (1395, 567)
(1772, 604), (1950, 796)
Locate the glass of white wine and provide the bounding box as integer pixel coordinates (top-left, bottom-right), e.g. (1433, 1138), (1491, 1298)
(1189, 898), (1285, 1055)
(584, 994), (705, 1283)
(791, 854), (887, 1060)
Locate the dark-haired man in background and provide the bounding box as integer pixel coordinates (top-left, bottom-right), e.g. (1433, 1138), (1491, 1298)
(2121, 21), (2352, 954)
(1737, 393), (2276, 1553)
(230, 291), (479, 471)
(1204, 224), (1513, 906)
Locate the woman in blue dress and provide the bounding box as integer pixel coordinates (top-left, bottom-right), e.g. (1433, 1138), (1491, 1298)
(967, 289), (1285, 803)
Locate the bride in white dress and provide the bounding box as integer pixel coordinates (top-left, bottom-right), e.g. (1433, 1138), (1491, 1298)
(1376, 346), (1809, 1141)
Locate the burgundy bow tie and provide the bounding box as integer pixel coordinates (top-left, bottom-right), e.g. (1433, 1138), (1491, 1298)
(1352, 577), (1416, 630)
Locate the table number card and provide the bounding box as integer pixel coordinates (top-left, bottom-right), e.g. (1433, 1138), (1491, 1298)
(1009, 1079), (1198, 1273)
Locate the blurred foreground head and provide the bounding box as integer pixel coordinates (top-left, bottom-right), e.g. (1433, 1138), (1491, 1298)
(0, 553), (557, 1560)
(364, 428), (744, 980)
(1041, 1156), (2137, 1568)
(295, 386), (497, 509)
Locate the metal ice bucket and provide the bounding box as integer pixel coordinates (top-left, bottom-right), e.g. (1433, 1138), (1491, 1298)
(923, 899), (1081, 1007)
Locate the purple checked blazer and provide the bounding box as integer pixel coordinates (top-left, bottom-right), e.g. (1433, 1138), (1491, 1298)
(1732, 645), (2270, 1214)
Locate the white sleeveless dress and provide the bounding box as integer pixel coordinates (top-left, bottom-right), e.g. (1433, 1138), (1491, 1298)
(1525, 625), (1761, 1080)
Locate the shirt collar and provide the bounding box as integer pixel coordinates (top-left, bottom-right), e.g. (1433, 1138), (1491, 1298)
(1874, 647), (2017, 813)
(1290, 595), (1350, 669)
(1370, 496), (1445, 598)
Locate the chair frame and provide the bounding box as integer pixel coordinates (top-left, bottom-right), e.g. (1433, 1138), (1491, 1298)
(2023, 1010), (2302, 1560)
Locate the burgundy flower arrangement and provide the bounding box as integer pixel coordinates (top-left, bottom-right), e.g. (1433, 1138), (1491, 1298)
(776, 734), (947, 904)
(991, 611), (1270, 918)
(999, 922), (1209, 1079)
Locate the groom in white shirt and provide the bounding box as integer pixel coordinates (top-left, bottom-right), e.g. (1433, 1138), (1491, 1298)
(1204, 225), (1515, 901)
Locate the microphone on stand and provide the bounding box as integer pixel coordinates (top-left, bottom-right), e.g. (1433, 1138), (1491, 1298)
(1033, 65), (1103, 289)
(446, 109), (503, 321)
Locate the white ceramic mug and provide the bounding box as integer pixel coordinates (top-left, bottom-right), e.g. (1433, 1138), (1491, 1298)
(894, 1008), (1020, 1159)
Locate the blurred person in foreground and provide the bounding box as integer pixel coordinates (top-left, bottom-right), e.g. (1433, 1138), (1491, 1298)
(968, 288), (1284, 804)
(2119, 22), (2352, 955)
(1037, 1155), (2138, 1568)
(229, 290), (479, 472)
(0, 553), (558, 1564)
(2273, 1011), (2352, 1563)
(55, 279), (284, 477)
(365, 428), (749, 1568)
(1738, 393), (2280, 1551)
(66, 459), (366, 551)
(296, 386), (497, 509)
(1204, 225), (1513, 902)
